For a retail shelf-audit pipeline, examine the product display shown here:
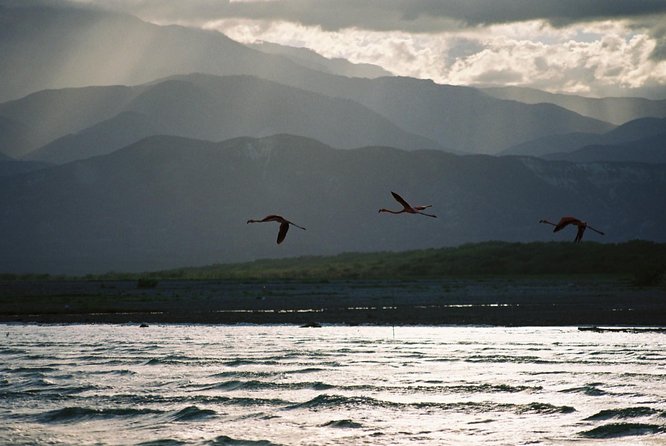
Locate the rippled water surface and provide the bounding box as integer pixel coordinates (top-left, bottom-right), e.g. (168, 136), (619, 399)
(2, 324), (665, 445)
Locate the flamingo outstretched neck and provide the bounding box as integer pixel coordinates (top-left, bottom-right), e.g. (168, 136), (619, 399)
(378, 191), (437, 218)
(247, 214), (306, 244)
(539, 216), (604, 243)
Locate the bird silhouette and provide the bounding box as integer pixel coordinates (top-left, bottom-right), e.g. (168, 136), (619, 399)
(379, 191), (437, 218)
(246, 214), (306, 244)
(539, 216), (604, 243)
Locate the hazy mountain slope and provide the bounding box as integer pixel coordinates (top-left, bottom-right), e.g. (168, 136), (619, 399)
(23, 112), (158, 164)
(603, 117), (666, 141)
(0, 115), (34, 158)
(500, 133), (602, 157)
(253, 75), (615, 154)
(22, 75), (443, 163)
(544, 132), (666, 163)
(0, 85), (137, 154)
(0, 159), (50, 177)
(0, 2), (615, 155)
(0, 1), (303, 102)
(123, 76), (442, 151)
(250, 41), (392, 78)
(501, 117), (666, 158)
(482, 86), (666, 125)
(1, 134), (664, 274)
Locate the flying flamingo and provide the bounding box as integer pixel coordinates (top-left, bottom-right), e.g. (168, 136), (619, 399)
(378, 191), (437, 218)
(539, 216), (604, 243)
(246, 214), (306, 244)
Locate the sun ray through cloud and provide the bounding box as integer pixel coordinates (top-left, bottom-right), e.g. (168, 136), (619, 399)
(65, 0), (666, 97)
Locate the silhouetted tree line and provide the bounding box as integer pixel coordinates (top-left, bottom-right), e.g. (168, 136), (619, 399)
(2, 241), (664, 286)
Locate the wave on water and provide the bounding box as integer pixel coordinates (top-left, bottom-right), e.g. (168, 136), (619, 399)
(585, 407), (663, 420)
(286, 394), (575, 414)
(5, 325), (665, 445)
(136, 440), (186, 446)
(447, 383), (541, 394)
(561, 383), (607, 396)
(327, 382), (542, 395)
(464, 354), (552, 364)
(282, 367), (326, 375)
(206, 434), (283, 445)
(37, 406), (162, 424)
(202, 380), (335, 392)
(1, 378), (95, 396)
(210, 371), (275, 379)
(321, 419), (363, 428)
(92, 392), (293, 409)
(6, 366), (58, 375)
(87, 368), (137, 376)
(514, 402), (576, 414)
(144, 355), (211, 366)
(286, 394), (387, 410)
(170, 406), (217, 422)
(580, 423), (666, 438)
(222, 359), (281, 367)
(0, 347), (28, 355)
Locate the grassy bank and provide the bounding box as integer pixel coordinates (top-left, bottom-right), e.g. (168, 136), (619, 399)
(1, 241), (665, 284)
(2, 240), (665, 325)
(99, 240), (665, 284)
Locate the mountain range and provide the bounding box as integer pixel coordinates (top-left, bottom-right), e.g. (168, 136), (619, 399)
(2, 71), (619, 162)
(544, 131), (666, 164)
(250, 41), (392, 79)
(1, 134), (665, 274)
(0, 0), (636, 158)
(483, 86), (666, 126)
(16, 74), (442, 164)
(501, 117), (666, 163)
(1, 1), (666, 275)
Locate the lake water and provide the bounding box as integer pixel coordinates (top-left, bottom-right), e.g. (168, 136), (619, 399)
(1, 324), (665, 445)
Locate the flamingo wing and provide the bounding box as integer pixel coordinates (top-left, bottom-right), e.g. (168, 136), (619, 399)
(390, 191), (412, 210)
(276, 222), (290, 244)
(262, 214), (284, 223)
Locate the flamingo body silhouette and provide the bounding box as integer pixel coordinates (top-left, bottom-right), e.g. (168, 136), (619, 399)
(247, 215), (306, 244)
(539, 216), (604, 243)
(378, 191), (437, 218)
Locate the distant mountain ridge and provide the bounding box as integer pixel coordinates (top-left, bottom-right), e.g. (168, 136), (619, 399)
(0, 159), (50, 177)
(0, 85), (138, 157)
(0, 1), (618, 157)
(1, 134), (664, 274)
(501, 117), (666, 162)
(482, 86), (666, 125)
(544, 132), (666, 163)
(0, 115), (34, 157)
(250, 41), (392, 79)
(19, 75), (443, 163)
(2, 71), (615, 163)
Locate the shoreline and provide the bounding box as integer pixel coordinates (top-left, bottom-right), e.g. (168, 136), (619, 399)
(2, 277), (665, 326)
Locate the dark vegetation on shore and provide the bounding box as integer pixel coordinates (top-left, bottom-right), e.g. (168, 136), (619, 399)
(2, 241), (665, 286)
(105, 241), (666, 284)
(1, 241), (664, 326)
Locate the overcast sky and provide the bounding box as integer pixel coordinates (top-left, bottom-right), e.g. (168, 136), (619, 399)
(72, 0), (666, 98)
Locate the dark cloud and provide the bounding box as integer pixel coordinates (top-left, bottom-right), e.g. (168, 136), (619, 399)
(77, 0), (666, 31)
(69, 0), (666, 62)
(410, 0), (666, 27)
(647, 22), (666, 60)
